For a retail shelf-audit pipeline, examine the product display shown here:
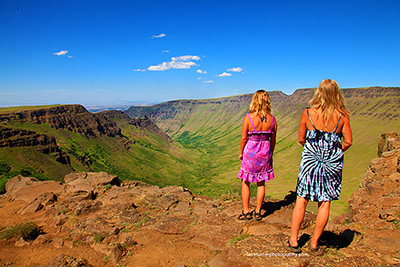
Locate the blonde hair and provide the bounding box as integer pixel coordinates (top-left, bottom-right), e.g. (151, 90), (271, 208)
(310, 79), (349, 122)
(249, 90), (272, 120)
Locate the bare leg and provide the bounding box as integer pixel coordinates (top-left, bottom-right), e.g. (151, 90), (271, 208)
(241, 180), (251, 213)
(310, 201), (330, 249)
(289, 196), (308, 247)
(256, 181), (265, 213)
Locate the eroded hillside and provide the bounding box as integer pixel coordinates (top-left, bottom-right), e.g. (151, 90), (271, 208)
(0, 105), (198, 192)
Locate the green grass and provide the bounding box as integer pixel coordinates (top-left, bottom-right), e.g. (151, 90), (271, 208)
(0, 104), (63, 113)
(93, 234), (104, 243)
(0, 222), (41, 240)
(227, 233), (253, 245)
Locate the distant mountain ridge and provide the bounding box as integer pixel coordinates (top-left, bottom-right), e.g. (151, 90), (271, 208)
(0, 105), (121, 138)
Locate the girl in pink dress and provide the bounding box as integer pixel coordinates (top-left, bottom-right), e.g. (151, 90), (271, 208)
(237, 90), (277, 221)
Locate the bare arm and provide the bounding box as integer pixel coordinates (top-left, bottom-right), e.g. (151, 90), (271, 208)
(341, 114), (352, 152)
(298, 110), (308, 146)
(271, 119), (277, 154)
(239, 115), (249, 160)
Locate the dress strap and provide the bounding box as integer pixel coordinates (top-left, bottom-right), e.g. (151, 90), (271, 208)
(247, 114), (257, 132)
(333, 114), (342, 132)
(306, 109), (318, 130)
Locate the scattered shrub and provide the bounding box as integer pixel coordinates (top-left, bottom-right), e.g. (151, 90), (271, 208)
(94, 234), (104, 243)
(0, 162), (11, 175)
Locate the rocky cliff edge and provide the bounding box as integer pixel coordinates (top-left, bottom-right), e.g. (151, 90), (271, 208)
(0, 133), (399, 266)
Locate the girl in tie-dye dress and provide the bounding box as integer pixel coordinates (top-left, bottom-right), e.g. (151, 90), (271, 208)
(286, 79), (352, 255)
(237, 90), (277, 221)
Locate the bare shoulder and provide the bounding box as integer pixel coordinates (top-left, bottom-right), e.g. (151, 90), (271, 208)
(306, 107), (317, 115)
(300, 109), (310, 119)
(340, 112), (351, 122)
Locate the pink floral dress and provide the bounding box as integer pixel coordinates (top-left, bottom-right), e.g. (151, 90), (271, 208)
(237, 114), (275, 183)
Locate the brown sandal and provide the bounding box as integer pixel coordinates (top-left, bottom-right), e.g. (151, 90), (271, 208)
(308, 241), (324, 256)
(238, 211), (253, 220)
(283, 240), (302, 253)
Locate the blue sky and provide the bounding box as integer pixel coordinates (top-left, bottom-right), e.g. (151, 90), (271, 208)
(1, 0), (399, 107)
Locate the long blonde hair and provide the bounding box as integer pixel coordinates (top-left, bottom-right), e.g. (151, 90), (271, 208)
(249, 90), (272, 120)
(310, 79), (349, 122)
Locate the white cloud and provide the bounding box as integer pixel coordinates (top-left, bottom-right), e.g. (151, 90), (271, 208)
(197, 69), (207, 74)
(152, 33), (166, 39)
(148, 62), (169, 71)
(227, 67), (243, 72)
(148, 55), (200, 71)
(203, 80), (214, 83)
(218, 72), (232, 77)
(171, 55), (200, 61)
(197, 77), (203, 80)
(132, 69), (146, 72)
(2, 92), (17, 95)
(53, 50), (68, 56)
(162, 50), (170, 53)
(169, 60), (197, 69)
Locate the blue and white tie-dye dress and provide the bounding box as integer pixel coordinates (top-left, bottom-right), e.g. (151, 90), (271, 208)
(296, 110), (343, 202)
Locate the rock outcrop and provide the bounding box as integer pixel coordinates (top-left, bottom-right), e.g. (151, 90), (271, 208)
(348, 132), (400, 224)
(0, 126), (70, 164)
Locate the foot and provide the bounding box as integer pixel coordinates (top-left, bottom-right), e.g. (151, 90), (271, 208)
(284, 240), (301, 253)
(238, 210), (253, 220)
(308, 241), (324, 256)
(254, 211), (262, 221)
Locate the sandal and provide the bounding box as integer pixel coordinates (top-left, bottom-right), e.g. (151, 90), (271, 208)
(238, 211), (253, 220)
(283, 240), (301, 253)
(254, 212), (262, 221)
(308, 241), (324, 256)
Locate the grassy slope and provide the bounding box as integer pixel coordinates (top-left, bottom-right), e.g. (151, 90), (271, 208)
(126, 87), (400, 216)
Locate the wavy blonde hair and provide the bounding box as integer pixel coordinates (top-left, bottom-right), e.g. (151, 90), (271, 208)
(249, 90), (272, 120)
(310, 79), (349, 122)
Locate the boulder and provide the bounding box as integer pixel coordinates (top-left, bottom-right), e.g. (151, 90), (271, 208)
(85, 172), (121, 186)
(14, 237), (30, 248)
(32, 234), (52, 245)
(65, 179), (95, 194)
(6, 176), (64, 203)
(64, 172), (87, 183)
(5, 175), (39, 195)
(43, 254), (90, 267)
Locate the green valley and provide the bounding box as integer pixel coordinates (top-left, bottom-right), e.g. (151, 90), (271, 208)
(0, 87), (399, 217)
(126, 87), (400, 216)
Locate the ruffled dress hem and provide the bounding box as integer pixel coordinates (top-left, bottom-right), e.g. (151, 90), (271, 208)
(237, 169), (274, 183)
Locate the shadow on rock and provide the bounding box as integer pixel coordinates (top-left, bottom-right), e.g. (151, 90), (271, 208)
(261, 190), (297, 218)
(298, 233), (311, 248)
(319, 229), (360, 249)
